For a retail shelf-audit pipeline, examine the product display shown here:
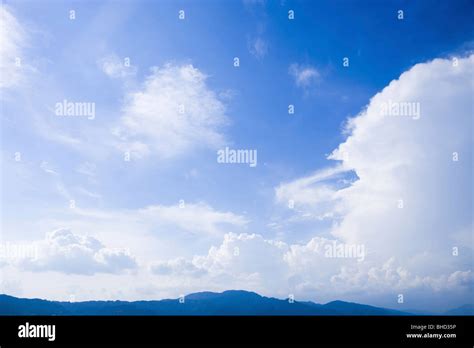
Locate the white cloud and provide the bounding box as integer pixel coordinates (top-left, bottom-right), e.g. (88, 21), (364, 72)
(289, 63), (320, 88)
(138, 202), (249, 237)
(17, 228), (137, 275)
(269, 55), (474, 305)
(74, 187), (102, 199)
(40, 161), (59, 176)
(0, 6), (27, 89)
(98, 54), (136, 79)
(330, 260), (474, 295)
(327, 55), (473, 256)
(151, 230), (472, 304)
(76, 162), (96, 177)
(193, 232), (290, 292)
(249, 37), (268, 59)
(275, 165), (348, 219)
(113, 63), (228, 159)
(195, 233), (288, 274)
(150, 257), (206, 277)
(19, 202), (249, 269)
(62, 201), (248, 240)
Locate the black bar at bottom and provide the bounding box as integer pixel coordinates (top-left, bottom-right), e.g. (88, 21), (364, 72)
(0, 315), (472, 346)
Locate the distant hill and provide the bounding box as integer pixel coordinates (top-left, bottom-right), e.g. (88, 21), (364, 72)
(0, 290), (468, 316)
(444, 304), (474, 315)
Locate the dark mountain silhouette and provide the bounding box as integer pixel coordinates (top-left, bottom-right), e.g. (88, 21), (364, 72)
(0, 290), (469, 315)
(444, 304), (474, 315)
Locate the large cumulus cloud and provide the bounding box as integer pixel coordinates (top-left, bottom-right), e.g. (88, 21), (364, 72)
(154, 55), (473, 309)
(18, 228), (137, 275)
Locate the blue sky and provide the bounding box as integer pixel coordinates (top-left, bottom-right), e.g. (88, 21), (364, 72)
(1, 0), (473, 311)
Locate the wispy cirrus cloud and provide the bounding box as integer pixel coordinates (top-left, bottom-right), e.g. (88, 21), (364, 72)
(137, 202), (249, 237)
(289, 63), (320, 88)
(39, 201), (249, 242)
(0, 6), (27, 90)
(0, 4), (36, 91)
(249, 37), (268, 59)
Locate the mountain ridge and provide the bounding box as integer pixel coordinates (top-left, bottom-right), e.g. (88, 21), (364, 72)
(0, 290), (471, 316)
